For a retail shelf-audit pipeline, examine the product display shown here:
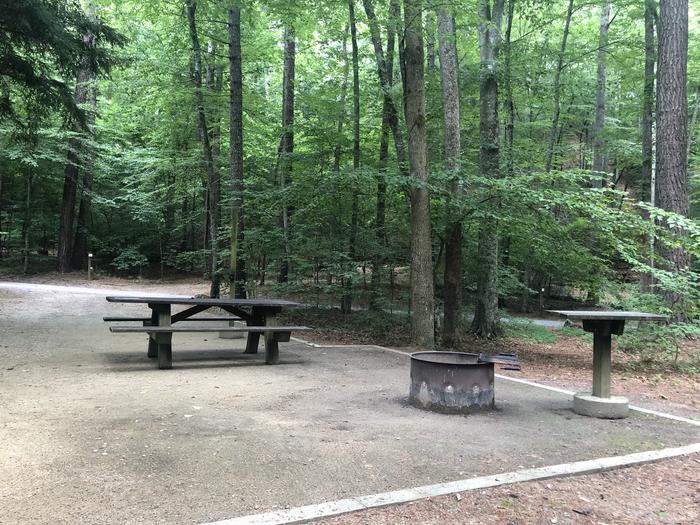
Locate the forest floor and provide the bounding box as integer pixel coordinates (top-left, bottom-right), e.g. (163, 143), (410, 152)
(1, 273), (698, 524)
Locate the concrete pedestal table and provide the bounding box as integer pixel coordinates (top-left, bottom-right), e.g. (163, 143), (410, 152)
(549, 310), (668, 419)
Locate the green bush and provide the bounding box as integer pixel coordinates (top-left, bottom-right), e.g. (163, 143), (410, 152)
(617, 321), (700, 374)
(110, 247), (148, 275)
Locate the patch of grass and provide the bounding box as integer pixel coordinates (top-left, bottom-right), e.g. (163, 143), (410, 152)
(502, 320), (557, 343)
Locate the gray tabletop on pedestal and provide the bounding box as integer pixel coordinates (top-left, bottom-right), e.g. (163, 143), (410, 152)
(547, 310), (668, 408)
(547, 310), (668, 322)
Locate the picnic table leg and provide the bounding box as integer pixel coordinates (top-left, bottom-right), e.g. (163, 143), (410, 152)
(147, 309), (158, 358)
(591, 330), (611, 398)
(264, 334), (279, 364)
(244, 307), (265, 354)
(152, 304), (172, 369)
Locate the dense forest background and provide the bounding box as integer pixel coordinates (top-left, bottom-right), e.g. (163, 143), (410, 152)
(1, 0), (699, 348)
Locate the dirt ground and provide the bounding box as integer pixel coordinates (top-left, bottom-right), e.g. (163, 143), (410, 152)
(1, 274), (698, 524)
(317, 453), (700, 525)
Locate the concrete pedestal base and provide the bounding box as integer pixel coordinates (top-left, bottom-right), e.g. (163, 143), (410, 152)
(573, 393), (629, 419)
(219, 321), (245, 339)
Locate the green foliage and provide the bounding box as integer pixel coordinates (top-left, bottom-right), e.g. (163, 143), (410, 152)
(0, 0), (699, 330)
(0, 0), (124, 124)
(110, 246), (147, 274)
(617, 322), (700, 374)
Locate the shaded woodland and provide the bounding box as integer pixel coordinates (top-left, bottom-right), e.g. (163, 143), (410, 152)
(1, 0), (700, 346)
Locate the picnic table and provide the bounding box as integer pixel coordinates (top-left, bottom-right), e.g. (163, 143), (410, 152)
(105, 296), (308, 369)
(549, 310), (668, 418)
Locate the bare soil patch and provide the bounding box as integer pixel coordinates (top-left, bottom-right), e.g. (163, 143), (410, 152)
(317, 453), (700, 525)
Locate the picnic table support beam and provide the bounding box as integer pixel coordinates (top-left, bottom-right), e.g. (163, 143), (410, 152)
(264, 332), (279, 364)
(147, 309), (158, 358)
(582, 319), (625, 400)
(244, 307), (265, 354)
(151, 304), (172, 369)
(592, 331), (611, 398)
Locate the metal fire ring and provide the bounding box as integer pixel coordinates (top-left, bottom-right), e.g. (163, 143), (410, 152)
(409, 351), (495, 414)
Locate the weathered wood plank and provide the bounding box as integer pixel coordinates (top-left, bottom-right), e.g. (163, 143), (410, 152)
(110, 326), (308, 333)
(154, 304), (172, 369)
(104, 316), (242, 322)
(264, 332), (280, 364)
(106, 296), (299, 307)
(244, 306), (266, 355)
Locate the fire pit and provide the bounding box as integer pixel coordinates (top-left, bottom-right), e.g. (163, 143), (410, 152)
(409, 352), (520, 414)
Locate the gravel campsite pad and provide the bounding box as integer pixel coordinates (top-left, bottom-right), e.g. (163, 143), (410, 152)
(0, 278), (698, 524)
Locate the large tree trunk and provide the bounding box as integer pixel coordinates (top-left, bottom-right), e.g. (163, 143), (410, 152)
(277, 26), (295, 284)
(403, 0), (435, 348)
(438, 7), (463, 348)
(640, 0), (656, 293)
(342, 0), (361, 314)
(655, 0), (689, 319)
(544, 0), (574, 173)
(186, 0), (220, 297)
(370, 7), (396, 310)
(591, 1), (610, 187)
(57, 136), (81, 272)
(229, 6), (246, 298)
(471, 0), (505, 339)
(57, 24), (94, 273)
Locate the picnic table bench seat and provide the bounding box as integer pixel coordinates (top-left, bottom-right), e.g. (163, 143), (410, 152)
(103, 315), (242, 322)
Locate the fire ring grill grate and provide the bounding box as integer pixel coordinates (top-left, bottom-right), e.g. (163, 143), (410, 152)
(408, 352), (501, 414)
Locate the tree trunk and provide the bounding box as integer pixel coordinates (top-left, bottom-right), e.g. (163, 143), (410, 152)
(57, 136), (81, 273)
(655, 0), (689, 319)
(229, 6), (246, 298)
(425, 7), (436, 72)
(71, 66), (97, 271)
(362, 0), (408, 178)
(370, 8), (396, 310)
(471, 0), (505, 339)
(688, 82), (700, 162)
(403, 0), (435, 348)
(438, 7), (463, 348)
(503, 0), (515, 179)
(640, 0), (656, 293)
(544, 0), (574, 173)
(277, 25), (295, 284)
(591, 1), (610, 187)
(333, 25), (350, 175)
(186, 0), (220, 297)
(22, 167), (33, 274)
(57, 24), (94, 272)
(342, 0), (361, 314)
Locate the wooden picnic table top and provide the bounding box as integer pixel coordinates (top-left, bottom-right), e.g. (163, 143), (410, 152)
(548, 310), (668, 322)
(106, 295), (299, 308)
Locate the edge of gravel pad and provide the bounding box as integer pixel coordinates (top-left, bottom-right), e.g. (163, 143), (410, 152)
(201, 442), (700, 525)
